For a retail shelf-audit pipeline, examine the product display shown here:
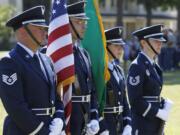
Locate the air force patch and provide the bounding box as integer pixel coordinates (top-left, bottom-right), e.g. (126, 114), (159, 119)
(2, 73), (17, 85)
(129, 76), (140, 86)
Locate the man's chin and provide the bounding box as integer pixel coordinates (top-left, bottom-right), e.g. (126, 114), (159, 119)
(157, 51), (161, 55)
(40, 40), (48, 47)
(40, 44), (47, 47)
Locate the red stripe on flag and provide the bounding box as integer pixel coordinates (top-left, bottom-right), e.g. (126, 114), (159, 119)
(57, 65), (75, 82)
(48, 1), (74, 133)
(64, 100), (72, 133)
(64, 101), (72, 118)
(50, 44), (73, 63)
(63, 85), (70, 93)
(48, 24), (70, 45)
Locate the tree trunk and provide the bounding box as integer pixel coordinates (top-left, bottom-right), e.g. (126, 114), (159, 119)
(177, 7), (180, 33)
(116, 0), (124, 26)
(145, 2), (152, 26)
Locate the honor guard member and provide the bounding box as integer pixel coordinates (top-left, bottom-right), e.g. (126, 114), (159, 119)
(98, 27), (132, 135)
(67, 1), (100, 135)
(127, 24), (173, 135)
(0, 6), (66, 135)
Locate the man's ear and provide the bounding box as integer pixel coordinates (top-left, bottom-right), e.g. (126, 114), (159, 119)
(140, 39), (146, 45)
(140, 39), (147, 49)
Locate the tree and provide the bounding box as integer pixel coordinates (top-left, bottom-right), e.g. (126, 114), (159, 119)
(0, 5), (15, 50)
(98, 0), (124, 26)
(116, 0), (124, 26)
(161, 0), (180, 33)
(132, 0), (165, 26)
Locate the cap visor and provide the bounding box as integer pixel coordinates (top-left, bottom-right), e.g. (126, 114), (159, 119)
(71, 16), (89, 20)
(107, 41), (125, 46)
(149, 37), (166, 42)
(30, 22), (48, 28)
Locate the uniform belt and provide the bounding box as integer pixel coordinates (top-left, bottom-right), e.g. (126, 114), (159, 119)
(143, 96), (162, 103)
(72, 95), (91, 103)
(32, 107), (55, 116)
(104, 106), (123, 114)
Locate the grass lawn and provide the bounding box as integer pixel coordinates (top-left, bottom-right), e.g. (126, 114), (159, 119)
(162, 71), (180, 135)
(0, 52), (180, 134)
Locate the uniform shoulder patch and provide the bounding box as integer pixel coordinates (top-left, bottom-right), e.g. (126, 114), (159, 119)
(129, 76), (140, 86)
(2, 73), (17, 85)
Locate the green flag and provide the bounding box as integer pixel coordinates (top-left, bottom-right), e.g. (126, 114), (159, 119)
(82, 0), (110, 113)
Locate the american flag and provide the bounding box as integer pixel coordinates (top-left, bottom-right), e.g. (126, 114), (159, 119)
(47, 0), (75, 133)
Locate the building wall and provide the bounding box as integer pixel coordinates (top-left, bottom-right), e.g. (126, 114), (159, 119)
(100, 0), (177, 39)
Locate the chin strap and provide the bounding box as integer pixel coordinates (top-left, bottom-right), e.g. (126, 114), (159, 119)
(106, 46), (117, 60)
(70, 20), (83, 40)
(24, 25), (41, 47)
(146, 39), (158, 55)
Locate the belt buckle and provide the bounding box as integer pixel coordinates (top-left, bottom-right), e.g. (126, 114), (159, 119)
(82, 96), (85, 102)
(87, 95), (90, 102)
(46, 107), (56, 117)
(117, 106), (121, 115)
(46, 108), (50, 115)
(159, 97), (162, 102)
(113, 107), (116, 113)
(118, 106), (123, 114)
(51, 107), (55, 117)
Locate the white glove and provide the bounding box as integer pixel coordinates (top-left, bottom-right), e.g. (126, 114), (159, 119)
(49, 118), (64, 135)
(100, 130), (109, 135)
(49, 130), (66, 135)
(86, 120), (100, 135)
(164, 99), (173, 111)
(156, 109), (169, 121)
(60, 130), (66, 135)
(122, 125), (132, 135)
(156, 98), (173, 122)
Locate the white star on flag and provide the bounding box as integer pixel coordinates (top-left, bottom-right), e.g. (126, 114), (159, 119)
(56, 0), (60, 5)
(52, 9), (56, 14)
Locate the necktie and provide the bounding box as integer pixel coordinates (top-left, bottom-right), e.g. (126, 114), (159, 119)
(74, 46), (88, 74)
(153, 63), (160, 79)
(113, 64), (122, 83)
(32, 54), (44, 75)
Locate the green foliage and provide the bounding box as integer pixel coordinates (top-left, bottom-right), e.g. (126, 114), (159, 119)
(0, 5), (14, 39)
(157, 0), (180, 11)
(0, 5), (15, 50)
(99, 0), (103, 3)
(136, 0), (180, 10)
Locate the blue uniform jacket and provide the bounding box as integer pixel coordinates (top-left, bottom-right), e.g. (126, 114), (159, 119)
(127, 52), (164, 134)
(106, 64), (131, 127)
(73, 45), (98, 120)
(0, 44), (64, 135)
(98, 62), (131, 134)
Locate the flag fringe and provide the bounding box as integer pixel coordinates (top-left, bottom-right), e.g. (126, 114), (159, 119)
(62, 76), (75, 86)
(57, 75), (75, 97)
